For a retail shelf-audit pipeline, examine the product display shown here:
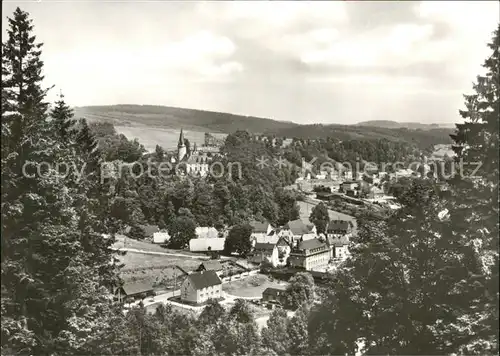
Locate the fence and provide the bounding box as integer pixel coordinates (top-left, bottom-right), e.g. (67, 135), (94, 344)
(121, 265), (188, 274)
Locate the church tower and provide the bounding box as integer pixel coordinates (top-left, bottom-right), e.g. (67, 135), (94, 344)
(177, 129), (187, 162)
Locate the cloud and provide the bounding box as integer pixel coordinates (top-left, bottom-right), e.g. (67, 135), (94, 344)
(299, 23), (437, 70)
(2, 1), (498, 124)
(44, 30), (242, 89)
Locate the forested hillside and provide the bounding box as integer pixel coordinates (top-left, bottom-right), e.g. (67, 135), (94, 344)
(74, 105), (453, 151)
(74, 105), (299, 134)
(355, 120), (455, 130)
(267, 124), (452, 151)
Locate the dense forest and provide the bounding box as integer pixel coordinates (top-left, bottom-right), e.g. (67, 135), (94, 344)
(267, 123), (452, 151)
(1, 7), (498, 356)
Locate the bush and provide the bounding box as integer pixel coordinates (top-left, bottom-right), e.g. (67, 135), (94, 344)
(129, 225), (146, 240)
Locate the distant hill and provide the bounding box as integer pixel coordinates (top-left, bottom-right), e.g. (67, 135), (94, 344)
(266, 123), (453, 150)
(73, 105), (454, 151)
(356, 120), (455, 130)
(73, 104), (299, 134)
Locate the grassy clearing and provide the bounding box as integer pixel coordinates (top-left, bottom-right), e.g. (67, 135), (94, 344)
(115, 125), (219, 152)
(117, 251), (201, 287)
(222, 274), (289, 298)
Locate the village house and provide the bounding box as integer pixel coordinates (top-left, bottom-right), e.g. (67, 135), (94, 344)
(249, 220), (274, 242)
(116, 280), (154, 303)
(326, 235), (350, 261)
(340, 181), (360, 193)
(195, 227), (219, 239)
(248, 243), (274, 265)
(189, 237), (225, 252)
(326, 220), (352, 237)
(153, 231), (171, 244)
(196, 261), (224, 277)
(288, 238), (330, 271)
(252, 232), (280, 246)
(249, 237), (290, 268)
(262, 286), (287, 305)
(280, 219), (317, 248)
(180, 270), (222, 304)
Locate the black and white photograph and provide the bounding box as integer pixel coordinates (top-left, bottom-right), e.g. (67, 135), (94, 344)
(1, 1), (498, 355)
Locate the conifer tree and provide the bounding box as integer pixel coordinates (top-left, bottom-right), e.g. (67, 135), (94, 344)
(311, 180), (485, 355)
(1, 8), (120, 354)
(50, 91), (75, 142)
(448, 23), (499, 354)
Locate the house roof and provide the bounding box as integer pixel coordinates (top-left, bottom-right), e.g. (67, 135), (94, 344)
(199, 260), (223, 272)
(121, 280), (154, 296)
(292, 233), (316, 242)
(327, 221), (350, 231)
(195, 227), (219, 239)
(285, 219), (312, 235)
(254, 235), (279, 245)
(297, 239), (326, 251)
(187, 270), (222, 290)
(250, 220), (271, 233)
(254, 242), (276, 251)
(263, 286), (287, 296)
(189, 238), (225, 252)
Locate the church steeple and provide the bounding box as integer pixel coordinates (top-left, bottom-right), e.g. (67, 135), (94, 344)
(178, 129), (185, 148)
(177, 129), (187, 162)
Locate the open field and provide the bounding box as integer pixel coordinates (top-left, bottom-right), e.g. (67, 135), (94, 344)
(118, 252), (201, 285)
(114, 125), (226, 152)
(117, 252), (202, 271)
(222, 274), (288, 298)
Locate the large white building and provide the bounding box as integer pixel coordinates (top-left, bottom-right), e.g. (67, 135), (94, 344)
(180, 270), (222, 304)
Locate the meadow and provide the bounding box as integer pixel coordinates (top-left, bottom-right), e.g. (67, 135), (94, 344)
(115, 125), (226, 152)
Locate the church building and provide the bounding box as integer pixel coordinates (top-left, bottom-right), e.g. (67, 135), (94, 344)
(175, 129), (210, 177)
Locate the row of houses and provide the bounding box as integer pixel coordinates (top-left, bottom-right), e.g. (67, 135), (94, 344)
(248, 218), (352, 271)
(152, 226), (221, 245)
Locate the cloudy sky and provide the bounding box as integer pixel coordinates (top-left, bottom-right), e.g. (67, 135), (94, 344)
(2, 1), (498, 125)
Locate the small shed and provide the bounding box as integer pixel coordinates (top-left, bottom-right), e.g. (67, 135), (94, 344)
(153, 232), (171, 244)
(116, 280), (154, 302)
(262, 286), (287, 304)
